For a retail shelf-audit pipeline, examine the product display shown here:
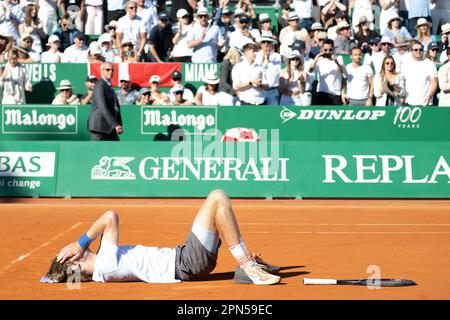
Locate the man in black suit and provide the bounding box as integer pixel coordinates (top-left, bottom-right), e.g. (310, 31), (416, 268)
(88, 62), (123, 141)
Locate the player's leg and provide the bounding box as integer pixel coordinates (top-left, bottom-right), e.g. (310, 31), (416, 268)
(193, 189), (281, 285)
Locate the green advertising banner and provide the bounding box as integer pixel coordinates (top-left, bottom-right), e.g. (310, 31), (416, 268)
(53, 141), (450, 198)
(1, 141), (449, 198)
(56, 141), (286, 198)
(2, 105), (450, 142)
(0, 142), (59, 197)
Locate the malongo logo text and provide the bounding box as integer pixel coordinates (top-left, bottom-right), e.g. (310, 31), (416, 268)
(92, 156), (288, 182)
(2, 106), (77, 134)
(141, 106), (217, 134)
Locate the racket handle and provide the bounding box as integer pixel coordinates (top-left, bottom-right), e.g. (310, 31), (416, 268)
(303, 278), (338, 285)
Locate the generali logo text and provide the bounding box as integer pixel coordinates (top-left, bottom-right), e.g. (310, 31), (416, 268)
(91, 156), (288, 182)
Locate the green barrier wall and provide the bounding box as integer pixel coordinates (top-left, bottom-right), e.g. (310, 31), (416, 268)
(1, 105), (450, 141)
(1, 141), (449, 198)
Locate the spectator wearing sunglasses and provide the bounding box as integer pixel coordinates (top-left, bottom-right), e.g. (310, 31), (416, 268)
(116, 0), (147, 60)
(168, 70), (195, 103)
(364, 36), (399, 74)
(116, 74), (139, 105)
(402, 40), (438, 106)
(114, 38), (138, 62)
(171, 84), (194, 105)
(53, 14), (81, 52)
(52, 79), (80, 105)
(229, 13), (255, 53)
(135, 87), (152, 105)
(148, 11), (174, 62)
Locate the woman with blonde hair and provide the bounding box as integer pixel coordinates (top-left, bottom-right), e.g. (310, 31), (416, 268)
(373, 55), (405, 106)
(219, 46), (242, 105)
(414, 18), (435, 52)
(279, 50), (311, 106)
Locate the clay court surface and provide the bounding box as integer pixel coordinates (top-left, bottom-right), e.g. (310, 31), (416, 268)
(0, 198), (450, 300)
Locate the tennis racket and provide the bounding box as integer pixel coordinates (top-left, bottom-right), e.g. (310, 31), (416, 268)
(303, 278), (416, 287)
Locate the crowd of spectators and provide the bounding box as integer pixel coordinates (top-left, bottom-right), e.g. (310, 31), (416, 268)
(0, 0), (450, 106)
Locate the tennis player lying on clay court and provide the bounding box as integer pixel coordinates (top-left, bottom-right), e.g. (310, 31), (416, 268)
(42, 189), (281, 285)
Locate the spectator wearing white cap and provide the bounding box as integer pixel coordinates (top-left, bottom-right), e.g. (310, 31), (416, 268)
(116, 74), (139, 105)
(171, 8), (193, 62)
(0, 48), (32, 104)
(414, 17), (436, 52)
(279, 11), (301, 50)
(61, 32), (88, 62)
(87, 41), (105, 63)
(379, 0), (399, 35)
(85, 0), (104, 35)
(354, 16), (379, 54)
(169, 84), (194, 105)
(186, 7), (225, 63)
(148, 74), (170, 105)
(402, 39), (438, 106)
(195, 70), (234, 106)
(251, 13), (278, 44)
(41, 34), (63, 62)
(279, 50), (310, 106)
(255, 35), (282, 105)
(334, 20), (354, 54)
(116, 0), (147, 60)
(170, 0), (196, 23)
(341, 47), (374, 106)
(351, 0), (375, 33)
(98, 33), (118, 62)
(232, 42), (267, 105)
(52, 79), (80, 105)
(405, 0), (431, 37)
(114, 37), (139, 62)
(382, 13), (412, 44)
(307, 22), (326, 58)
(364, 36), (399, 74)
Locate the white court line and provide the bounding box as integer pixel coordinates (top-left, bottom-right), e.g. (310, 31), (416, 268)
(156, 222), (450, 226)
(0, 222), (84, 276)
(245, 231), (450, 234)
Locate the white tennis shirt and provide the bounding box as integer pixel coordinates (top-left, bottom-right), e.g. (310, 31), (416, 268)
(92, 238), (180, 283)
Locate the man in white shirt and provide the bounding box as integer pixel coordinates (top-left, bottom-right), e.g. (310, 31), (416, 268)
(186, 6), (225, 63)
(232, 42), (268, 105)
(403, 40), (438, 106)
(42, 190), (281, 285)
(116, 0), (147, 60)
(309, 38), (344, 105)
(293, 0), (315, 31)
(342, 47), (374, 106)
(228, 14), (255, 53)
(255, 35), (281, 105)
(61, 32), (88, 62)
